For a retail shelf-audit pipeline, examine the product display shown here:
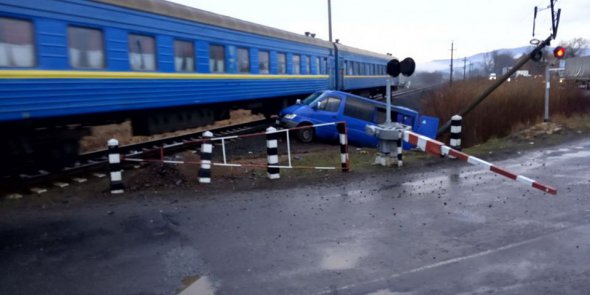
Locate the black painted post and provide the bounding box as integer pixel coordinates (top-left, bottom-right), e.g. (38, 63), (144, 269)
(198, 131), (213, 184)
(450, 115), (462, 151)
(336, 122), (350, 172)
(396, 129), (403, 167)
(108, 139), (124, 194)
(266, 127), (280, 179)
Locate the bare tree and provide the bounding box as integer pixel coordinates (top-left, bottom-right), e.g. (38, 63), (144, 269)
(483, 51), (497, 74)
(558, 38), (588, 58)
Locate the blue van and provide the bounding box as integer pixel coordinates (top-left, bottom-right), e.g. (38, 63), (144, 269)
(278, 90), (439, 148)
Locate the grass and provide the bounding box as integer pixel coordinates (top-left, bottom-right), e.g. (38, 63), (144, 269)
(421, 78), (590, 147)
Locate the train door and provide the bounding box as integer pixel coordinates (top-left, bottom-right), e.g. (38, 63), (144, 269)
(328, 55), (337, 90)
(337, 57), (345, 90)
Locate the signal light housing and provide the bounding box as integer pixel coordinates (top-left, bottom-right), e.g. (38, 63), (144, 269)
(387, 58), (416, 77)
(553, 46), (565, 59)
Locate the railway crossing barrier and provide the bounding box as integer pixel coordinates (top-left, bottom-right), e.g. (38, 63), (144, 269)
(402, 129), (557, 195)
(109, 122), (349, 192)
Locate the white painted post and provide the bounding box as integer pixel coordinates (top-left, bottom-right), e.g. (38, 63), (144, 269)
(108, 139), (124, 194)
(266, 127), (280, 179)
(198, 131), (213, 184)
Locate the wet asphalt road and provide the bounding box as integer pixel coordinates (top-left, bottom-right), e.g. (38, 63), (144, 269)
(1, 138), (590, 295)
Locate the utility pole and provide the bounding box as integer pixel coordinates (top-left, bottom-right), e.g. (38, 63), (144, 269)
(463, 57), (467, 80)
(327, 0), (333, 42)
(449, 41), (456, 85)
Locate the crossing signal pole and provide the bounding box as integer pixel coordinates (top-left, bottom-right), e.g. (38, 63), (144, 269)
(449, 41), (456, 85)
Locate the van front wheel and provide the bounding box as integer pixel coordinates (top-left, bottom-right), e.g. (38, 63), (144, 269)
(296, 125), (314, 143)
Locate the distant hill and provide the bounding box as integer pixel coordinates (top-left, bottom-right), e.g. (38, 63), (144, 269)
(419, 46), (590, 73)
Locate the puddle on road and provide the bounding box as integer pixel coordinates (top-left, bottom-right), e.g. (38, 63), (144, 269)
(451, 210), (487, 223)
(365, 289), (413, 295)
(320, 244), (368, 270)
(177, 275), (216, 295)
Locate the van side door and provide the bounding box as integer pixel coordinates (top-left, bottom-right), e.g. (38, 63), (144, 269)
(342, 96), (379, 147)
(312, 93), (343, 140)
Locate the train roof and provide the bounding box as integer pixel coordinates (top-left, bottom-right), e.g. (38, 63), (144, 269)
(94, 0), (392, 60)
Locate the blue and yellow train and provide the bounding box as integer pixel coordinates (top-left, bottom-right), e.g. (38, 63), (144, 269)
(0, 0), (397, 170)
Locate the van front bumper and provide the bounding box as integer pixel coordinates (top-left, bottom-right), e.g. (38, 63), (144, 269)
(277, 117), (299, 129)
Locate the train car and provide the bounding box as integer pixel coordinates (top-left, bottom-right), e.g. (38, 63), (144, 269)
(561, 56), (590, 89)
(335, 43), (391, 97)
(0, 0), (396, 172)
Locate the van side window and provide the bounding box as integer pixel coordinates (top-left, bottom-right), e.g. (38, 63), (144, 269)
(317, 96), (341, 112)
(344, 96), (374, 121)
(374, 107), (399, 124)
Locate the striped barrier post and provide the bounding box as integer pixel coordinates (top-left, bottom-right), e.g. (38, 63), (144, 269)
(108, 139), (124, 194)
(336, 122), (350, 172)
(403, 130), (557, 195)
(396, 129), (403, 167)
(266, 126), (280, 179)
(198, 131), (213, 184)
(450, 115), (462, 151)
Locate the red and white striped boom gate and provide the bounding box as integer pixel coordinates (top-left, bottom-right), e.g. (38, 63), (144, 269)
(403, 130), (557, 195)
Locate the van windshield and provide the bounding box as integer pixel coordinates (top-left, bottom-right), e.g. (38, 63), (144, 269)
(301, 91), (325, 106)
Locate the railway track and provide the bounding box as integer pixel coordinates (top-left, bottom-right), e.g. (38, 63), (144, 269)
(1, 119), (274, 196)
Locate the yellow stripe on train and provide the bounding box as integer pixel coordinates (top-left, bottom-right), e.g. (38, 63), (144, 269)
(0, 70), (330, 80)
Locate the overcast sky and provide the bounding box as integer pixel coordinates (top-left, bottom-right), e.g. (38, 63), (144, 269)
(168, 0), (589, 63)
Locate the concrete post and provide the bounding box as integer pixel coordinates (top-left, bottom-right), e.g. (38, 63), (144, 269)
(266, 127), (280, 179)
(198, 131), (213, 184)
(108, 139), (124, 194)
(336, 122), (349, 172)
(450, 115), (462, 151)
(396, 129), (403, 167)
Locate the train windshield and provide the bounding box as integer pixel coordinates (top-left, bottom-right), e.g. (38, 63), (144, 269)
(301, 91), (326, 106)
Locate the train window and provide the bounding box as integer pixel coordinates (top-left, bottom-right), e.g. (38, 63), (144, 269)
(346, 61), (352, 75)
(304, 56), (310, 74)
(0, 17), (35, 67)
(237, 48), (249, 73)
(174, 40), (194, 72)
(129, 34), (156, 71)
(313, 57), (319, 75)
(321, 57), (327, 75)
(209, 44), (225, 73)
(277, 53), (286, 74)
(68, 26), (104, 69)
(354, 62), (360, 76)
(259, 50), (269, 74)
(292, 54), (300, 74)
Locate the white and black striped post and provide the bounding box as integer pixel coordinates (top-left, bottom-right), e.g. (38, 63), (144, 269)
(396, 129), (403, 167)
(108, 138), (124, 194)
(266, 126), (280, 179)
(198, 131), (214, 184)
(450, 115), (462, 151)
(336, 122), (350, 172)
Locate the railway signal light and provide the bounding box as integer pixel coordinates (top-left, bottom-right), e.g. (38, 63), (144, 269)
(531, 48), (544, 62)
(553, 46), (565, 59)
(387, 57), (416, 77)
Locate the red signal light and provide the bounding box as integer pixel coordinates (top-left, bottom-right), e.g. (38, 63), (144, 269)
(553, 46), (566, 59)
